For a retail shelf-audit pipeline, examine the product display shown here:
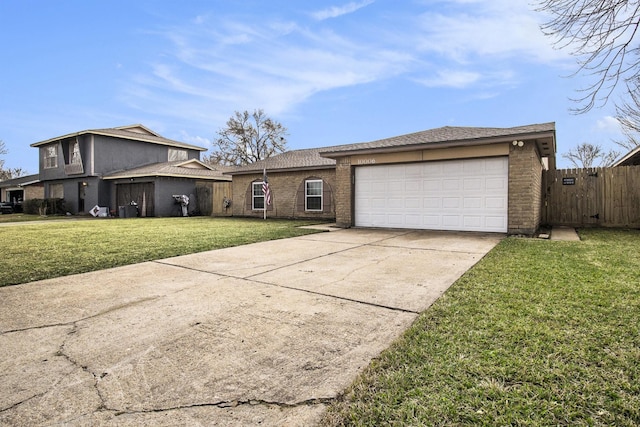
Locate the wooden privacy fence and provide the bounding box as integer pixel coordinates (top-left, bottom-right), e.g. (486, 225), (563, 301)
(542, 166), (640, 227)
(195, 181), (233, 217)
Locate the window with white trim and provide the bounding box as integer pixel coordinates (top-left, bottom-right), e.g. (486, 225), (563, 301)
(252, 182), (265, 210)
(168, 148), (188, 161)
(305, 179), (323, 211)
(44, 145), (58, 169)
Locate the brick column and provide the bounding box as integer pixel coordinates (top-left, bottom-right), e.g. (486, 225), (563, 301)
(335, 156), (353, 228)
(508, 142), (543, 235)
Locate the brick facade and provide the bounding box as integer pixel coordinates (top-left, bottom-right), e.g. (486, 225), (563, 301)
(334, 158), (353, 228)
(231, 169), (336, 220)
(508, 142), (543, 235)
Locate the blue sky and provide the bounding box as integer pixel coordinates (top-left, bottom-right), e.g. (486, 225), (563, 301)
(0, 0), (630, 173)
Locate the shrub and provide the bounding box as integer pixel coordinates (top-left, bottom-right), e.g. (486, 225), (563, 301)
(23, 198), (66, 216)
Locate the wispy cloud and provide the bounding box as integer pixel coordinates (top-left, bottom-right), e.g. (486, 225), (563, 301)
(120, 1), (571, 132)
(311, 0), (375, 21)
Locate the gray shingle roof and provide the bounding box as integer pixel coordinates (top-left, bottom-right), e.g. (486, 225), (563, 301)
(225, 122), (557, 175)
(0, 173), (40, 188)
(227, 147), (336, 175)
(320, 122), (556, 156)
(30, 124), (207, 151)
(103, 160), (231, 181)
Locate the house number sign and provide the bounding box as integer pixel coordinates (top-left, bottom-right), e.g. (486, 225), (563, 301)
(562, 177), (576, 185)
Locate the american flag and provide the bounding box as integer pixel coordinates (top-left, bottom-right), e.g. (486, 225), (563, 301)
(262, 169), (271, 206)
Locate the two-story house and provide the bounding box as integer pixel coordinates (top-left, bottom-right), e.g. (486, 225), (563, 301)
(30, 124), (230, 217)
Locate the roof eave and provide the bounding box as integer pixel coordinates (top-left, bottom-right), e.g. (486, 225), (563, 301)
(103, 173), (231, 181)
(225, 164), (336, 176)
(30, 129), (207, 151)
(320, 131), (557, 158)
(612, 145), (640, 167)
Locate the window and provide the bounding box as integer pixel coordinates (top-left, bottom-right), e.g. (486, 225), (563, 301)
(70, 141), (81, 165)
(252, 182), (265, 210)
(44, 145), (58, 169)
(168, 148), (188, 161)
(48, 183), (64, 198)
(305, 180), (323, 211)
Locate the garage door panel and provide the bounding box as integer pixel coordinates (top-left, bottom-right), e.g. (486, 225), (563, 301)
(355, 157), (508, 232)
(443, 179), (461, 190)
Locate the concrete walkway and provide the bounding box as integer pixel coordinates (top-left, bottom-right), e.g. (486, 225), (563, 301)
(0, 228), (502, 426)
(550, 226), (581, 241)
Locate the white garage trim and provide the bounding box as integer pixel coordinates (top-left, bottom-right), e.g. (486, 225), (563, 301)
(355, 157), (508, 232)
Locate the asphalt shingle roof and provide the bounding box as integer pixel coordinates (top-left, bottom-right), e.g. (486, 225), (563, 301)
(320, 122), (556, 155)
(103, 160), (231, 181)
(30, 124), (207, 152)
(229, 122), (556, 173)
(227, 147), (336, 175)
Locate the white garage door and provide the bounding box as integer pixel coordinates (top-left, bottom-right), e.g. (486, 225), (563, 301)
(355, 157), (508, 232)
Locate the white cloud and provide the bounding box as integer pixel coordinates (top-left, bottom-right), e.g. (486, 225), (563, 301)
(596, 116), (621, 133)
(311, 0), (375, 21)
(178, 130), (211, 148)
(414, 1), (567, 64)
(414, 70), (481, 88)
(120, 1), (572, 132)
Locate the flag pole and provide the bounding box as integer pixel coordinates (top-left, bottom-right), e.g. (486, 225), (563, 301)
(263, 168), (267, 220)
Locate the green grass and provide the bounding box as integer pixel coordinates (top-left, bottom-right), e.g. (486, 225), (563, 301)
(323, 228), (640, 426)
(0, 217), (322, 287)
(0, 213), (68, 223)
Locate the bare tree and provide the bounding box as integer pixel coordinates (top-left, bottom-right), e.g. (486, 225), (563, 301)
(205, 109), (288, 166)
(562, 142), (620, 168)
(614, 77), (640, 149)
(0, 140), (27, 181)
(536, 0), (640, 113)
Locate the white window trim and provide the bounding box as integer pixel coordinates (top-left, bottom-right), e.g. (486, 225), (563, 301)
(44, 145), (58, 169)
(305, 179), (323, 212)
(252, 182), (265, 211)
(168, 148), (188, 161)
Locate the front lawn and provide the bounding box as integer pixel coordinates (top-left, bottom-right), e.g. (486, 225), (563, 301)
(324, 228), (640, 426)
(0, 217), (321, 287)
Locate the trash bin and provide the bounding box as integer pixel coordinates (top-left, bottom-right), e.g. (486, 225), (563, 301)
(118, 205), (138, 218)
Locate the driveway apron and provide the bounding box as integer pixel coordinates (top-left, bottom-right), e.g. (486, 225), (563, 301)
(0, 228), (502, 426)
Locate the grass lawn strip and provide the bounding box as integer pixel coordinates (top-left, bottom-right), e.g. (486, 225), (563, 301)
(323, 228), (640, 426)
(0, 217), (321, 287)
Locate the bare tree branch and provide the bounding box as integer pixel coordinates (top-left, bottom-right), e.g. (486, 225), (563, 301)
(562, 142), (620, 167)
(536, 0), (640, 113)
(204, 110), (288, 166)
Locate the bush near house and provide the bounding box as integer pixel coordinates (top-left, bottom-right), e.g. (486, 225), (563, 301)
(22, 198), (65, 215)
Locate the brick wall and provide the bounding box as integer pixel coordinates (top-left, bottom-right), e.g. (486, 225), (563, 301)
(231, 169), (336, 220)
(508, 142), (543, 235)
(24, 184), (44, 200)
(334, 157), (353, 227)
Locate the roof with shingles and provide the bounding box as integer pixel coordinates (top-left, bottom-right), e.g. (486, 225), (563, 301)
(229, 122), (556, 174)
(103, 160), (231, 181)
(227, 147), (336, 175)
(320, 122), (556, 156)
(30, 124), (207, 151)
(0, 173), (41, 188)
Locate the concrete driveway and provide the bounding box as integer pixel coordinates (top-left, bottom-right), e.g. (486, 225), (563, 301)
(0, 228), (502, 426)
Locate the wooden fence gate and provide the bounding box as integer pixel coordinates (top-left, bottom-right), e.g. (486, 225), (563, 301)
(195, 181), (233, 217)
(542, 166), (640, 227)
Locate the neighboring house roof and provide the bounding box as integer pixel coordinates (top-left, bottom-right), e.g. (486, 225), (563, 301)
(0, 173), (41, 188)
(612, 145), (640, 166)
(103, 159), (231, 181)
(320, 122), (556, 158)
(30, 124), (207, 152)
(227, 147), (336, 175)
